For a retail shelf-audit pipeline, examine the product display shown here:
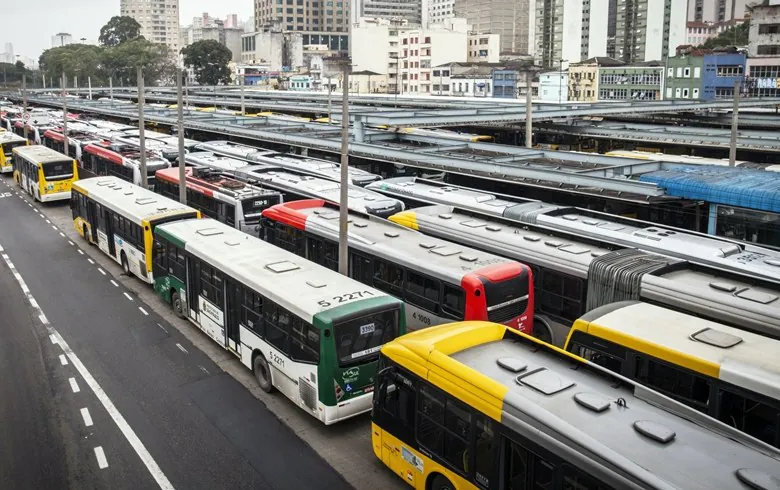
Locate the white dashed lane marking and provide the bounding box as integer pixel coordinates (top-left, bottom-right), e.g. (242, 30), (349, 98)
(123, 292), (133, 301)
(81, 408), (94, 427)
(176, 344), (188, 354)
(69, 377), (80, 393)
(139, 307), (149, 316)
(59, 354), (68, 366)
(94, 446), (109, 469)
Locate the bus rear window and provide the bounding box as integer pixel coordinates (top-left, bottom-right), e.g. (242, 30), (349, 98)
(335, 308), (399, 367)
(3, 141), (26, 157)
(42, 160), (74, 181)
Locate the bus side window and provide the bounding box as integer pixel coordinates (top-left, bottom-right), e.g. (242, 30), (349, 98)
(504, 438), (553, 490)
(561, 464), (615, 490)
(381, 370), (416, 430)
(442, 285), (465, 320)
(373, 258), (403, 297)
(566, 331), (626, 375)
(349, 251), (373, 284)
(717, 387), (780, 447)
(406, 270), (441, 314)
(634, 355), (710, 412)
(241, 287), (264, 337)
(153, 237), (167, 273)
(264, 301), (290, 355)
(474, 415), (497, 490)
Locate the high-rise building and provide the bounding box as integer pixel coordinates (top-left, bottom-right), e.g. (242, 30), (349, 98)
(357, 0), (421, 24)
(454, 0), (532, 53)
(254, 0), (350, 35)
(120, 0), (181, 54)
(181, 13), (245, 61)
(1, 43), (13, 64)
(614, 0), (687, 63)
(225, 14), (240, 28)
(426, 0), (455, 25)
(687, 0), (752, 23)
(535, 0), (609, 68)
(51, 33), (73, 48)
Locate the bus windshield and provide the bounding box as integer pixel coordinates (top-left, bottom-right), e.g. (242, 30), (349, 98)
(335, 308), (399, 367)
(42, 160), (75, 181)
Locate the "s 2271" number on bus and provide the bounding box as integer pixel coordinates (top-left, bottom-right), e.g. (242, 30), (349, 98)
(318, 290), (375, 308)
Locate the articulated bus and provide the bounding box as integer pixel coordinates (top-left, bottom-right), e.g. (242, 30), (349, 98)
(185, 152), (404, 218)
(155, 166), (282, 234)
(151, 218), (405, 424)
(42, 129), (101, 163)
(372, 321), (780, 490)
(195, 140), (382, 187)
(70, 176), (200, 283)
(81, 141), (171, 190)
(389, 206), (780, 346)
(12, 145), (78, 202)
(261, 200), (533, 332)
(0, 132), (27, 174)
(567, 301), (780, 448)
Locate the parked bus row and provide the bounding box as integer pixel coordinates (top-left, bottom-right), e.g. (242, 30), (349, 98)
(69, 176), (405, 425)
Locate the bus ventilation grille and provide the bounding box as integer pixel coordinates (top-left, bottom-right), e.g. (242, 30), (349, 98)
(299, 378), (317, 411)
(586, 248), (680, 311)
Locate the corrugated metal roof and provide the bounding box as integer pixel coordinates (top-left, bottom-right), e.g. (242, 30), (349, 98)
(639, 166), (780, 213)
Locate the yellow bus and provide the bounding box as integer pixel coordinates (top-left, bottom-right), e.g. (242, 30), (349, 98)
(71, 176), (201, 283)
(372, 321), (780, 490)
(566, 300), (780, 448)
(0, 131), (27, 174)
(12, 145), (78, 202)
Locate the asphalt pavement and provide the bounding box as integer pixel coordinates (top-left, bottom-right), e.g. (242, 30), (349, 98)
(0, 178), (353, 489)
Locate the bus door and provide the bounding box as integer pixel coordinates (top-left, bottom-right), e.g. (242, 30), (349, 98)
(96, 203), (115, 255)
(87, 200), (99, 242)
(186, 257), (201, 321)
(223, 280), (241, 355)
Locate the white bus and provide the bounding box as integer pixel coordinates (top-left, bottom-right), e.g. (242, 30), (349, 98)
(70, 176), (200, 283)
(155, 166), (283, 234)
(12, 145), (78, 202)
(151, 218), (405, 424)
(81, 141), (171, 190)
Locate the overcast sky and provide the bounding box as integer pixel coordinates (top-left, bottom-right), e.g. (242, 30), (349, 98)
(2, 1), (253, 61)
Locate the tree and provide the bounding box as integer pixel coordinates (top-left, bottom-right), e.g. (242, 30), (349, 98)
(99, 16), (142, 47)
(182, 40), (233, 86)
(700, 21), (750, 49)
(15, 60), (25, 71)
(103, 37), (173, 85)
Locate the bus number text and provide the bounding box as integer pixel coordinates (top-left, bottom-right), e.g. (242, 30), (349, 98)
(318, 290), (375, 308)
(412, 311), (432, 326)
(268, 351), (285, 368)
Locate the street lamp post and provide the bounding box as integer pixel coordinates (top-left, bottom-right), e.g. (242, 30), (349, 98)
(558, 59), (567, 104)
(177, 67), (186, 204)
(137, 66), (147, 188)
(61, 71), (69, 157)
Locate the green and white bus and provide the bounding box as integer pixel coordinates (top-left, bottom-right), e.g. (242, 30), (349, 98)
(151, 218), (406, 424)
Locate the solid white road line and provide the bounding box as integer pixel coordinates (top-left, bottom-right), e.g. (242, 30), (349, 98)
(69, 377), (80, 393)
(139, 307), (149, 316)
(176, 343), (188, 354)
(59, 354), (69, 366)
(0, 241), (175, 489)
(81, 407), (94, 427)
(123, 292), (133, 301)
(94, 446), (109, 469)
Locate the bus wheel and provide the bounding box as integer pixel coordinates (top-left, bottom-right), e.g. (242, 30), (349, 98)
(171, 292), (185, 318)
(253, 354), (275, 393)
(120, 252), (130, 275)
(430, 475), (454, 490)
(533, 321), (554, 345)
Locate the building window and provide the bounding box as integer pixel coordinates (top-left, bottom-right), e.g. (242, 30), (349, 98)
(667, 67), (673, 77)
(758, 23), (780, 35)
(682, 88), (689, 98)
(717, 65), (743, 77)
(692, 88), (699, 98)
(694, 67), (701, 78)
(757, 45), (780, 56)
(683, 67), (691, 77)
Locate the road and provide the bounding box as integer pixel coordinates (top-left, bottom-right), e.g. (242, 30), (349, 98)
(0, 178), (359, 489)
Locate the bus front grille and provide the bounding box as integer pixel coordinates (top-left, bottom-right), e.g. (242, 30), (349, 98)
(487, 297), (528, 323)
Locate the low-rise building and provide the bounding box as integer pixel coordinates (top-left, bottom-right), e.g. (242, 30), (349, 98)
(597, 61), (665, 101)
(568, 57), (624, 102)
(466, 33), (500, 63)
(745, 1), (780, 98)
(665, 48), (746, 100)
(430, 63), (494, 96)
(537, 70), (568, 102)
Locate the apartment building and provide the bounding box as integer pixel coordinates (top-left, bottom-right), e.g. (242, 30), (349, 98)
(120, 0), (180, 54)
(535, 0), (610, 69)
(253, 0), (349, 34)
(357, 0), (421, 24)
(466, 33), (500, 63)
(456, 0), (533, 54)
(687, 0), (751, 23)
(400, 21), (469, 94)
(746, 0), (780, 97)
(538, 70), (569, 101)
(614, 0), (687, 63)
(568, 56), (623, 101)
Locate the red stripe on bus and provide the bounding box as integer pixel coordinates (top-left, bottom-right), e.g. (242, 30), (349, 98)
(44, 130), (64, 142)
(83, 144), (125, 165)
(262, 200), (325, 231)
(156, 167), (216, 198)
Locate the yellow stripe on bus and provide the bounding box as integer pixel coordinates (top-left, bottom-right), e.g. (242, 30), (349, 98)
(568, 319), (721, 379)
(388, 210), (419, 231)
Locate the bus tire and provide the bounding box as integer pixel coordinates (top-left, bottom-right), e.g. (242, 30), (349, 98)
(120, 252), (130, 276)
(171, 291), (185, 318)
(430, 474), (454, 490)
(253, 354), (274, 393)
(533, 320), (554, 345)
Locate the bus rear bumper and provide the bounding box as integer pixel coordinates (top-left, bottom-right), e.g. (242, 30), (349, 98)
(40, 190), (71, 202)
(0, 166), (12, 174)
(322, 392), (372, 425)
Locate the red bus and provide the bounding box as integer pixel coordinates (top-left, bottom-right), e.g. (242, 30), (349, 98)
(261, 199), (534, 332)
(155, 166), (282, 234)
